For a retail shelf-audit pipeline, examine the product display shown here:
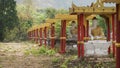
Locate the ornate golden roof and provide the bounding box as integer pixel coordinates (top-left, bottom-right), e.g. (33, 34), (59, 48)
(55, 14), (77, 20)
(69, 0), (116, 14)
(46, 19), (59, 24)
(102, 0), (120, 4)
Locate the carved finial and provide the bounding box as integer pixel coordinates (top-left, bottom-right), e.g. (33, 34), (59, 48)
(91, 2), (94, 7)
(72, 2), (77, 8)
(92, 0), (104, 7)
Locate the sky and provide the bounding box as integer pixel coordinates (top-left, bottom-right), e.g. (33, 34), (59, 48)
(15, 0), (115, 9)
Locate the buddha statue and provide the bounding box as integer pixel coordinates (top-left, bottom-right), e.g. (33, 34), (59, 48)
(89, 17), (106, 40)
(91, 25), (105, 39)
(69, 21), (77, 39)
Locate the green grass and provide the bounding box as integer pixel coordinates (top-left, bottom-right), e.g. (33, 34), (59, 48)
(24, 45), (56, 56)
(0, 65), (2, 68)
(52, 58), (60, 63)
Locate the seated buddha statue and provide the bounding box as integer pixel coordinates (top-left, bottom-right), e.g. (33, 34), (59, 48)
(91, 25), (105, 40)
(69, 21), (77, 39)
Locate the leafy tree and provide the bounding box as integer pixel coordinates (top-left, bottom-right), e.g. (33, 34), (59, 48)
(0, 0), (19, 41)
(96, 15), (107, 35)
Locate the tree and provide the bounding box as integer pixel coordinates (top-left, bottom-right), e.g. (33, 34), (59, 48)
(0, 0), (19, 41)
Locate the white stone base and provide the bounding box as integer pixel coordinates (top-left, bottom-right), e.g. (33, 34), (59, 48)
(84, 40), (111, 56)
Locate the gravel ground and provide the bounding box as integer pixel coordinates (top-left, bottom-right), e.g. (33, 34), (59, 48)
(0, 42), (54, 68)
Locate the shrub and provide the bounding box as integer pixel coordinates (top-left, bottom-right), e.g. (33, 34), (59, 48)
(24, 45), (56, 56)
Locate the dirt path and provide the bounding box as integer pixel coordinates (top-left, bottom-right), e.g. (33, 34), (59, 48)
(0, 42), (116, 68)
(0, 42), (53, 68)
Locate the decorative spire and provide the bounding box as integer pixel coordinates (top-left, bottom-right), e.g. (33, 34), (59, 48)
(72, 2), (77, 8)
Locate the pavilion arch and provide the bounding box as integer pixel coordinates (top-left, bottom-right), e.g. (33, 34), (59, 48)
(84, 14), (113, 41)
(69, 0), (117, 58)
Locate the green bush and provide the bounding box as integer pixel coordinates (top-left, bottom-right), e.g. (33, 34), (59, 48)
(24, 45), (56, 56)
(52, 58), (60, 63)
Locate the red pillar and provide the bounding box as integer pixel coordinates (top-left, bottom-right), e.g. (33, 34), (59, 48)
(28, 32), (30, 40)
(51, 23), (55, 49)
(44, 27), (47, 46)
(112, 14), (115, 57)
(116, 4), (120, 68)
(60, 20), (66, 54)
(36, 29), (38, 43)
(106, 19), (110, 41)
(35, 29), (37, 43)
(85, 20), (89, 41)
(34, 29), (38, 43)
(77, 14), (84, 58)
(82, 25), (85, 57)
(33, 30), (36, 42)
(86, 20), (89, 37)
(29, 31), (31, 40)
(108, 46), (111, 54)
(32, 30), (34, 40)
(39, 28), (42, 46)
(31, 31), (33, 40)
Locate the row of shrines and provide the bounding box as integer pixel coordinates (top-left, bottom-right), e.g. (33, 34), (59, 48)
(27, 0), (120, 68)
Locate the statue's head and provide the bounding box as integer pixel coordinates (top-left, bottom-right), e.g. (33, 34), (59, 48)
(92, 17), (98, 27)
(71, 21), (76, 26)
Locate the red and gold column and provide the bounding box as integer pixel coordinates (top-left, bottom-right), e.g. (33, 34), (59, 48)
(51, 23), (55, 49)
(44, 27), (47, 46)
(106, 19), (110, 41)
(39, 28), (42, 46)
(112, 14), (116, 57)
(86, 20), (89, 37)
(77, 14), (84, 58)
(85, 20), (89, 41)
(31, 31), (33, 40)
(60, 20), (66, 54)
(28, 31), (30, 40)
(32, 30), (34, 40)
(116, 4), (120, 68)
(36, 29), (39, 43)
(33, 30), (36, 42)
(29, 31), (31, 40)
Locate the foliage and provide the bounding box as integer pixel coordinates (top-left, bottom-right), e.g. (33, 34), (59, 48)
(55, 21), (61, 38)
(4, 27), (19, 42)
(0, 65), (2, 68)
(16, 5), (68, 41)
(52, 58), (60, 63)
(60, 58), (70, 68)
(96, 15), (107, 34)
(55, 21), (70, 38)
(0, 0), (19, 41)
(24, 45), (56, 56)
(109, 53), (114, 58)
(44, 8), (68, 18)
(0, 0), (69, 42)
